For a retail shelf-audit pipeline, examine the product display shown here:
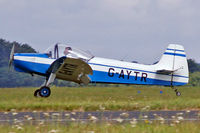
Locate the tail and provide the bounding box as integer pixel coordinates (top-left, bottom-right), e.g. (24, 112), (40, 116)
(156, 44), (189, 86)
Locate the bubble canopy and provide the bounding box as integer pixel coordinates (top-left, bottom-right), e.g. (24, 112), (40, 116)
(44, 44), (94, 61)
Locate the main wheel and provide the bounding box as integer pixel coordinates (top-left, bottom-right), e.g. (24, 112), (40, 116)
(176, 91), (181, 96)
(34, 89), (41, 97)
(39, 86), (51, 97)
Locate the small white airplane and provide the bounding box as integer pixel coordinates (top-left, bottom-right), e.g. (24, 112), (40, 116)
(9, 43), (189, 97)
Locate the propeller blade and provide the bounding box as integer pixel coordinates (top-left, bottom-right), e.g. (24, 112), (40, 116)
(8, 44), (15, 69)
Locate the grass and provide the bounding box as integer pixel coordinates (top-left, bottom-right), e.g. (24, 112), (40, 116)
(0, 86), (200, 111)
(1, 122), (200, 133)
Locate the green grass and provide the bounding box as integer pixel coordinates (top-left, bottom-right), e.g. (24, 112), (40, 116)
(1, 122), (200, 133)
(0, 86), (200, 111)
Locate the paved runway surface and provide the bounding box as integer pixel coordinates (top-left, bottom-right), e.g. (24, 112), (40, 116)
(0, 110), (200, 124)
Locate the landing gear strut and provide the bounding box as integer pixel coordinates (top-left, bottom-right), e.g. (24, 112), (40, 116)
(34, 73), (56, 98)
(172, 86), (181, 96)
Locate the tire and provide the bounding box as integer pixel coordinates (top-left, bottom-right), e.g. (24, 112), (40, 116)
(34, 89), (40, 97)
(39, 86), (51, 98)
(176, 91), (181, 96)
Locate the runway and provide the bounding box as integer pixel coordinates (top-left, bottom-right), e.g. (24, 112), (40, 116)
(0, 110), (200, 124)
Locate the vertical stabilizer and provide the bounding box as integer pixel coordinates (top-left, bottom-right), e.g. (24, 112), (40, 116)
(156, 44), (189, 85)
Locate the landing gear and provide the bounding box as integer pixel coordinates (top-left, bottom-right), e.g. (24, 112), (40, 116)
(34, 89), (41, 97)
(34, 72), (56, 98)
(176, 91), (181, 96)
(172, 86), (181, 96)
(34, 86), (51, 98)
(39, 86), (51, 97)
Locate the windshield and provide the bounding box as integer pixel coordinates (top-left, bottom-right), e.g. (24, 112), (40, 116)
(44, 44), (94, 61)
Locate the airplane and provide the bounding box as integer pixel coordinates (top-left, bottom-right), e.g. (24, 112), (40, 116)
(9, 43), (189, 98)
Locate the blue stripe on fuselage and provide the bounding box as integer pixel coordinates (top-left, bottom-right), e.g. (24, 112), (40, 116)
(14, 59), (50, 75)
(88, 70), (187, 86)
(14, 53), (49, 58)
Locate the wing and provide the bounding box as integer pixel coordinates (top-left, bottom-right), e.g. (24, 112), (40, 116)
(56, 58), (93, 84)
(47, 57), (93, 85)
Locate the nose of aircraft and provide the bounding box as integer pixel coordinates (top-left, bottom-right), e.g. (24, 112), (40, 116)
(12, 54), (32, 73)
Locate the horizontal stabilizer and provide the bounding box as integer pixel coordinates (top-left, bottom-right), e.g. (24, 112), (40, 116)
(156, 66), (184, 75)
(156, 69), (174, 75)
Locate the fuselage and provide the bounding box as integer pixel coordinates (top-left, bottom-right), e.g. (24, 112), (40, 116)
(13, 53), (188, 86)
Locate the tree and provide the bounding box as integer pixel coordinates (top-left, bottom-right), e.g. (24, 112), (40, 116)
(187, 59), (200, 73)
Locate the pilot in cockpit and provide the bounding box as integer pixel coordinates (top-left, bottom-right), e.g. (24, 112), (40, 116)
(63, 47), (72, 56)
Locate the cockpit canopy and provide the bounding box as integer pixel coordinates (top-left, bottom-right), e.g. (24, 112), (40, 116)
(45, 44), (94, 61)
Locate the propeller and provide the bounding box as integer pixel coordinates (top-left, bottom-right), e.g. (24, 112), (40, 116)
(8, 44), (15, 70)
